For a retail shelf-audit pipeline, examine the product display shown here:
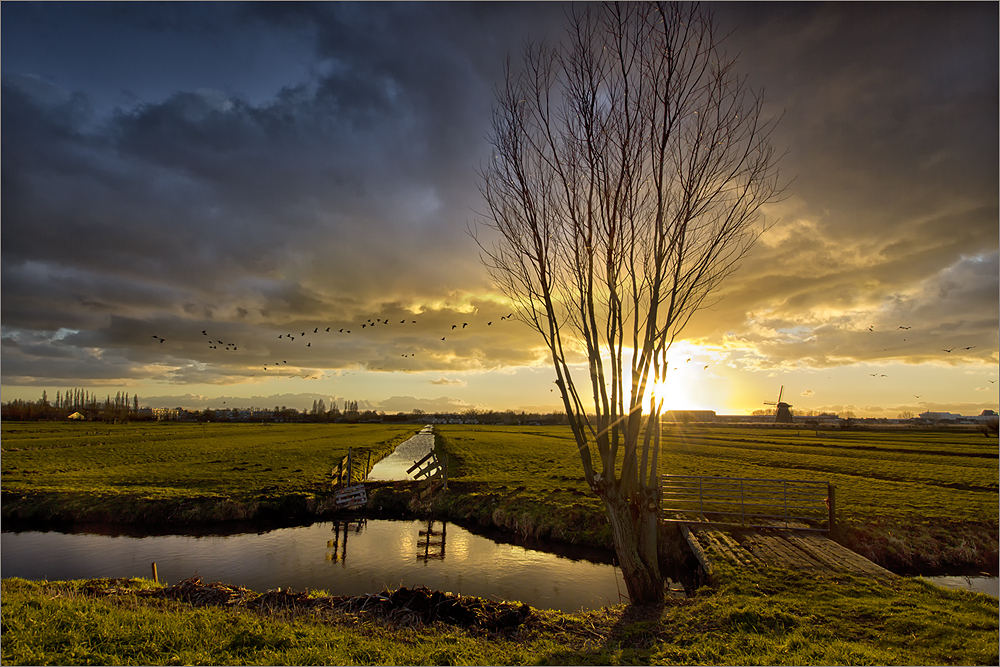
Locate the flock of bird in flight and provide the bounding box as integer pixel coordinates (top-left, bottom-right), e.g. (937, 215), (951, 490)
(860, 324), (979, 379)
(148, 320), (990, 391)
(153, 314), (518, 376)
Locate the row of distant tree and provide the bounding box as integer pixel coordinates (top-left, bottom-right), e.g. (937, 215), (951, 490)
(1, 389), (138, 422)
(0, 391), (571, 425)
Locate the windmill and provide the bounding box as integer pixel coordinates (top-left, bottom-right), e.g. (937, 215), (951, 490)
(764, 385), (794, 423)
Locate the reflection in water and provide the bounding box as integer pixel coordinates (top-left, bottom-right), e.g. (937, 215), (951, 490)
(417, 520), (446, 562)
(1, 519), (629, 612)
(326, 519), (367, 564)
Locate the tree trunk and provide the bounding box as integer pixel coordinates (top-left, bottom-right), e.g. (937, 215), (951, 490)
(601, 486), (664, 605)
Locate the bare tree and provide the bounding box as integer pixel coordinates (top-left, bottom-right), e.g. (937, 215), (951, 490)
(475, 2), (782, 604)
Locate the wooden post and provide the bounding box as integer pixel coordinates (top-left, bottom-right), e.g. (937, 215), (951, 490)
(827, 483), (836, 531)
(347, 447), (353, 485)
(365, 451), (371, 481)
(337, 458), (344, 488)
(151, 562), (159, 584)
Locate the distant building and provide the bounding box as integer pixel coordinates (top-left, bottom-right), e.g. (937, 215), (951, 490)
(662, 410), (717, 422)
(919, 411), (961, 421)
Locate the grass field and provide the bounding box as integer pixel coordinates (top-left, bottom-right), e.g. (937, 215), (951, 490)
(434, 423), (999, 570)
(2, 565), (996, 665)
(2, 420), (996, 569)
(2, 421), (997, 665)
(1, 422), (419, 522)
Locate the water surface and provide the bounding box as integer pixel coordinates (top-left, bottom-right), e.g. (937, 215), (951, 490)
(920, 574), (998, 598)
(366, 425), (435, 481)
(1, 519), (627, 612)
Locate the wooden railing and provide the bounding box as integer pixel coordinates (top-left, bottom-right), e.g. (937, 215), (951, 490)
(407, 451), (447, 499)
(660, 474), (834, 532)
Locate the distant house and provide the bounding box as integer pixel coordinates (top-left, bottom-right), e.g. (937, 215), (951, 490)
(919, 411), (961, 421)
(67, 411), (86, 420)
(662, 410), (717, 423)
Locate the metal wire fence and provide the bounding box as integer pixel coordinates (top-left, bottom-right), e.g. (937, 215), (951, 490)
(661, 474), (834, 531)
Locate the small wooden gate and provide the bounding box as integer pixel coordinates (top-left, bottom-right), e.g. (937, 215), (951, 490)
(333, 447), (369, 509)
(661, 474), (834, 531)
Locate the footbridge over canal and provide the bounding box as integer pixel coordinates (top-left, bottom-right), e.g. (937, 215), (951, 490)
(661, 474), (895, 580)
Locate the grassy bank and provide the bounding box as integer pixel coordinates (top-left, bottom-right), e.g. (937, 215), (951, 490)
(430, 424), (999, 572)
(3, 566), (996, 665)
(1, 422), (418, 524)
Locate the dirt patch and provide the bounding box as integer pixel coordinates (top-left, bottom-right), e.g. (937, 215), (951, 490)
(85, 576), (534, 632)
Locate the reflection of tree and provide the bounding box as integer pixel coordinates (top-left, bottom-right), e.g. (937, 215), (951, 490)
(416, 520), (446, 562)
(326, 518), (367, 564)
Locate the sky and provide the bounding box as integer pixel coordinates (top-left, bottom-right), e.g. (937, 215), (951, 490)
(2, 1), (997, 418)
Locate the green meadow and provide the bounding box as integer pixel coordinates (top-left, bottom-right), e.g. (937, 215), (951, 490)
(0, 422), (1000, 571)
(433, 424), (998, 571)
(2, 565), (996, 665)
(2, 421), (998, 665)
(1, 422), (418, 523)
(2, 420), (996, 570)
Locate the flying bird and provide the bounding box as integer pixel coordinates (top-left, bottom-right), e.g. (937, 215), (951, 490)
(962, 346), (977, 350)
(452, 325), (457, 329)
(202, 330), (207, 335)
(942, 348), (955, 353)
(314, 328), (319, 333)
(913, 395), (922, 399)
(463, 323), (468, 328)
(897, 326), (911, 330)
(441, 337), (446, 341)
(326, 327), (331, 332)
(401, 320), (406, 324)
(488, 322), (492, 326)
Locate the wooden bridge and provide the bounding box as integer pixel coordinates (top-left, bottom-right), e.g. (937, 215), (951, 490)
(661, 474), (895, 580)
(678, 523), (895, 580)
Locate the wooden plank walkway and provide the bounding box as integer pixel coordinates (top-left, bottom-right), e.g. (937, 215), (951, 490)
(680, 524), (895, 580)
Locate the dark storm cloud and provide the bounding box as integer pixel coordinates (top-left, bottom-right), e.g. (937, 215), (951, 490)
(688, 2), (999, 367)
(2, 2), (996, 390)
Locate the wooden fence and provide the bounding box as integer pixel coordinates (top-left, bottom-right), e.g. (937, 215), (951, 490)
(407, 450), (447, 498)
(660, 474), (835, 532)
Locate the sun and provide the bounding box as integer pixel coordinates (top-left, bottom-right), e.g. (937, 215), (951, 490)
(647, 376), (687, 411)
